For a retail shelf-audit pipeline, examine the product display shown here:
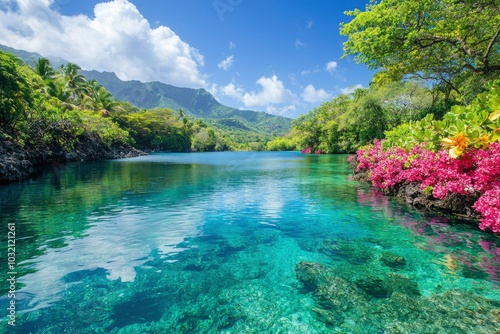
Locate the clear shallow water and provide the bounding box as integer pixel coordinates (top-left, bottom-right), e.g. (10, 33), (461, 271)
(0, 152), (498, 333)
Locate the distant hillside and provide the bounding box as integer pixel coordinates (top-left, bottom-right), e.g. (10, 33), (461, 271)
(80, 70), (292, 136)
(0, 44), (67, 68)
(0, 44), (292, 139)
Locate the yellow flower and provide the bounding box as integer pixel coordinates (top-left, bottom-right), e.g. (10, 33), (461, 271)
(476, 134), (490, 150)
(441, 132), (469, 159)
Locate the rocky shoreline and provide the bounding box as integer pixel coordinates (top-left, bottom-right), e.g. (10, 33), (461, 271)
(348, 156), (480, 220)
(0, 133), (146, 184)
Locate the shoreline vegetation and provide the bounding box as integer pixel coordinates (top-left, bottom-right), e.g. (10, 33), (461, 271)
(271, 0), (500, 234)
(0, 49), (277, 184)
(344, 79), (500, 234)
(2, 1), (500, 232)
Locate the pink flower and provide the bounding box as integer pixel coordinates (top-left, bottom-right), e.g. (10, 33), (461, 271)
(351, 141), (500, 233)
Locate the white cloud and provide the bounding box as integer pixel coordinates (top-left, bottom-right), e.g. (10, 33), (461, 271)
(217, 55), (234, 71)
(306, 20), (313, 30)
(326, 61), (338, 73)
(295, 39), (306, 48)
(266, 104), (296, 116)
(221, 82), (245, 100)
(218, 76), (296, 116)
(242, 75), (294, 107)
(0, 0), (207, 88)
(302, 84), (331, 103)
(229, 41), (236, 49)
(340, 84), (364, 95)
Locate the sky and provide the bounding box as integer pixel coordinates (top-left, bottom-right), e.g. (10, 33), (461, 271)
(0, 0), (375, 118)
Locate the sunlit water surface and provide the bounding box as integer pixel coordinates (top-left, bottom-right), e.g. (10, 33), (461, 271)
(0, 152), (499, 333)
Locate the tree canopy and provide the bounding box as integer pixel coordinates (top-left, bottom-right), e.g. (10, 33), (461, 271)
(0, 51), (236, 154)
(340, 0), (500, 98)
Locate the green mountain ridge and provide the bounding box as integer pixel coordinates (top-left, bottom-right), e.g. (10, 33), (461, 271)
(80, 70), (292, 136)
(0, 44), (291, 141)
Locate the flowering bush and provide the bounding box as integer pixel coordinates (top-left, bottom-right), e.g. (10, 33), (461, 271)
(354, 141), (500, 233)
(353, 81), (500, 233)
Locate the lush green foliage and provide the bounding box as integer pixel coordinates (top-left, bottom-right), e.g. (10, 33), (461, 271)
(340, 0), (500, 100)
(80, 69), (292, 143)
(0, 51), (253, 154)
(385, 80), (500, 154)
(265, 133), (300, 151)
(352, 81), (500, 233)
(271, 81), (434, 153)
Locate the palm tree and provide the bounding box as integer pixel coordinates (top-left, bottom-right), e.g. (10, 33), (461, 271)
(83, 83), (123, 116)
(46, 79), (74, 110)
(58, 62), (87, 104)
(33, 57), (55, 81)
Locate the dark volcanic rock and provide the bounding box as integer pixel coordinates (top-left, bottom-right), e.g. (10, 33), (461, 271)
(349, 158), (479, 219)
(393, 181), (478, 217)
(0, 132), (145, 184)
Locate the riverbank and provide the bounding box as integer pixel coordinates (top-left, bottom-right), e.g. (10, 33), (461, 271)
(0, 132), (145, 184)
(348, 156), (480, 220)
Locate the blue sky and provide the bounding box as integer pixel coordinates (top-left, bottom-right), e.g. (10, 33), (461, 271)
(0, 0), (374, 117)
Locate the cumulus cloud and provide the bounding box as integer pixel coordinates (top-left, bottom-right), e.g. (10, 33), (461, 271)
(326, 61), (338, 73)
(340, 84), (364, 95)
(266, 104), (296, 116)
(242, 75), (294, 107)
(302, 84), (331, 103)
(220, 82), (245, 100)
(229, 41), (236, 49)
(218, 55), (234, 71)
(218, 76), (296, 116)
(0, 0), (207, 88)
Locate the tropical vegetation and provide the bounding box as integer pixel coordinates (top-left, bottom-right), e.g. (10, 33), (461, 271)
(265, 0), (500, 232)
(0, 50), (244, 157)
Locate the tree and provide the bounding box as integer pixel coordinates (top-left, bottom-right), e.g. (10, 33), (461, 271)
(33, 57), (55, 81)
(340, 0), (500, 96)
(83, 81), (123, 116)
(58, 62), (87, 103)
(0, 51), (33, 133)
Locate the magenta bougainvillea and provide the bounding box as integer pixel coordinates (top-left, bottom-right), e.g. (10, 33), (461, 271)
(354, 140), (500, 233)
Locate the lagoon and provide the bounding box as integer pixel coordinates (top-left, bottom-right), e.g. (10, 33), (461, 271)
(0, 152), (499, 333)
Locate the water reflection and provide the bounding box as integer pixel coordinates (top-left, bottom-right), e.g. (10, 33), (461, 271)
(355, 187), (500, 285)
(0, 152), (498, 333)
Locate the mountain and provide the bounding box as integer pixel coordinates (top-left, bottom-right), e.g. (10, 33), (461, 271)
(0, 44), (292, 139)
(0, 44), (67, 68)
(80, 70), (291, 136)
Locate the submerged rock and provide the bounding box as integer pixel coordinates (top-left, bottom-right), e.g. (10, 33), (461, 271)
(355, 277), (391, 298)
(380, 252), (407, 268)
(295, 261), (328, 288)
(320, 239), (374, 265)
(295, 259), (499, 333)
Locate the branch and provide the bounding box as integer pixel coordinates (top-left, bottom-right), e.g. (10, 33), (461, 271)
(483, 21), (500, 71)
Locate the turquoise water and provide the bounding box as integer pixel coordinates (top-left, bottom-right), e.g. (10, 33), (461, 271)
(0, 152), (499, 333)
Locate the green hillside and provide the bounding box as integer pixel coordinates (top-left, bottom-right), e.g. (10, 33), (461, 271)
(0, 44), (292, 146)
(81, 70), (292, 136)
